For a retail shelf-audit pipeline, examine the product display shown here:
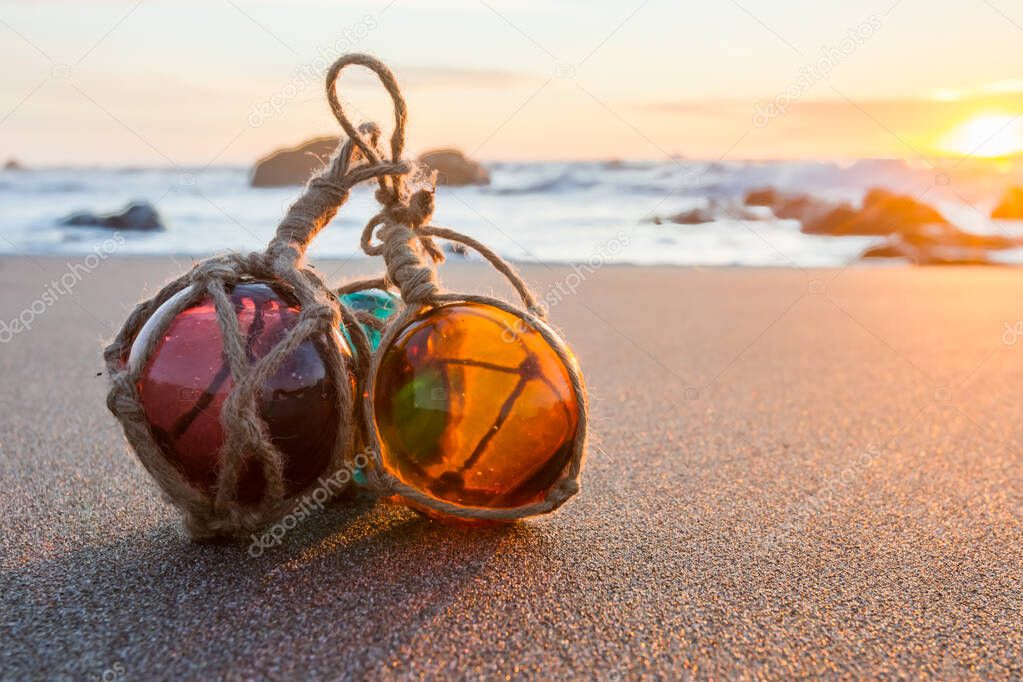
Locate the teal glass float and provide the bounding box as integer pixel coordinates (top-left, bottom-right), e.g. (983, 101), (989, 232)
(339, 288), (401, 352)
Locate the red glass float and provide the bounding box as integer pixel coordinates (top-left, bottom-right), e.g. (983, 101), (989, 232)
(130, 282), (346, 504)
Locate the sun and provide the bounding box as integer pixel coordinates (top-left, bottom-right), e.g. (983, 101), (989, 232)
(938, 113), (1023, 158)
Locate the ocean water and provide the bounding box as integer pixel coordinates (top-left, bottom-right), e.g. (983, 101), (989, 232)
(2, 159), (1023, 266)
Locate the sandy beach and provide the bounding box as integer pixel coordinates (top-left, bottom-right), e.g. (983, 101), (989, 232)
(1, 255), (1021, 679)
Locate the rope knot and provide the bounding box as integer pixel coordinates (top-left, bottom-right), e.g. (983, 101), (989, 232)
(191, 259), (239, 288)
(363, 185), (443, 272)
(308, 176), (350, 204)
(358, 120), (381, 142)
(408, 189), (435, 227)
(372, 218), (439, 305)
(374, 188), (433, 225)
(300, 300), (338, 328)
(242, 251), (271, 275)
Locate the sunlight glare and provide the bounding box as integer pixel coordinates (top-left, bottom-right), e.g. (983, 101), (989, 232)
(938, 114), (1023, 158)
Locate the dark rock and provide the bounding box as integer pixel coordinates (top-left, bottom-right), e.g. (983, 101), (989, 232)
(652, 201), (764, 225)
(749, 185), (1019, 265)
(418, 149), (489, 186)
(774, 196), (822, 221)
(861, 224), (1018, 264)
(444, 242), (469, 257)
(799, 189), (949, 237)
(712, 202), (765, 222)
(804, 206), (860, 235)
(992, 187), (1023, 219)
(61, 201), (163, 231)
(860, 242), (911, 260)
(745, 186), (950, 237)
(661, 208), (716, 225)
(744, 188), (778, 206)
(861, 238), (995, 265)
(761, 193), (857, 234)
(861, 187), (947, 227)
(900, 225), (1018, 251)
(916, 248), (994, 265)
(851, 188), (1020, 263)
(250, 137), (339, 187)
(4, 159), (23, 171)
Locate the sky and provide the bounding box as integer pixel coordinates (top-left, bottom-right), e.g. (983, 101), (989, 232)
(2, 0), (1023, 166)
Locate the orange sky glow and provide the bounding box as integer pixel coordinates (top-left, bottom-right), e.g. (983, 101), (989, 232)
(2, 1), (1023, 166)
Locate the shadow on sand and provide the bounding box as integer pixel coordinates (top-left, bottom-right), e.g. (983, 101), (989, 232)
(2, 498), (549, 678)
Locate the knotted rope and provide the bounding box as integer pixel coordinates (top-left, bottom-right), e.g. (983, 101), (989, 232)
(322, 54), (588, 521)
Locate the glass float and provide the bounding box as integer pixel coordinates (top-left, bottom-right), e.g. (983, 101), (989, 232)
(130, 282), (346, 504)
(373, 301), (580, 511)
(339, 288), (400, 352)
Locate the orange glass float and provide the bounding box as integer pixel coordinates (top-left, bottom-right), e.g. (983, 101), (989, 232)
(373, 301), (580, 511)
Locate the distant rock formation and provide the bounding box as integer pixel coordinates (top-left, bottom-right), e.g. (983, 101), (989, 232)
(860, 238), (1007, 265)
(743, 188), (777, 207)
(850, 188), (948, 233)
(651, 202), (764, 225)
(4, 159), (23, 171)
(250, 137), (339, 187)
(992, 187), (1023, 219)
(417, 149), (489, 186)
(251, 139), (489, 188)
(444, 242), (469, 257)
(744, 187), (949, 237)
(61, 201), (163, 231)
(743, 186), (1020, 264)
(655, 208), (716, 225)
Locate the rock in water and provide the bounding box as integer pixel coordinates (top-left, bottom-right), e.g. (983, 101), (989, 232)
(861, 222), (1019, 264)
(743, 188), (778, 206)
(861, 239), (995, 265)
(747, 185), (1019, 264)
(799, 188), (949, 237)
(61, 201), (164, 231)
(745, 190), (851, 231)
(651, 203), (764, 225)
(250, 137), (339, 187)
(992, 187), (1023, 219)
(661, 208), (716, 225)
(4, 159), (23, 171)
(444, 242), (469, 257)
(417, 149), (489, 186)
(860, 241), (911, 261)
(743, 186), (951, 237)
(861, 187), (947, 227)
